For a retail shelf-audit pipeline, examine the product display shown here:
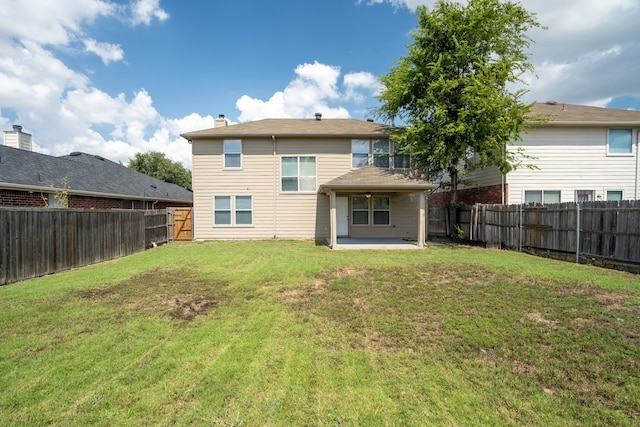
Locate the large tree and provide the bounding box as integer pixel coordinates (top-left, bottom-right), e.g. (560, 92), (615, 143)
(374, 0), (542, 209)
(128, 151), (192, 191)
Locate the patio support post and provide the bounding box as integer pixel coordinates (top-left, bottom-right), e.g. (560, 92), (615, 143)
(329, 191), (337, 248)
(418, 190), (426, 248)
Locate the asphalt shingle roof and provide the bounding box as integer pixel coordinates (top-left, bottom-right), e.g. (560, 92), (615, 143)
(0, 145), (192, 203)
(531, 102), (640, 125)
(181, 118), (391, 139)
(321, 166), (435, 192)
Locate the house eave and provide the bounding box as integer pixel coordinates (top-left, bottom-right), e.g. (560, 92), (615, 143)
(320, 184), (436, 194)
(530, 120), (640, 127)
(0, 182), (192, 203)
(182, 132), (390, 140)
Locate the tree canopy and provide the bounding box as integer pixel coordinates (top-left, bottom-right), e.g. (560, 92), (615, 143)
(128, 151), (192, 191)
(374, 0), (542, 206)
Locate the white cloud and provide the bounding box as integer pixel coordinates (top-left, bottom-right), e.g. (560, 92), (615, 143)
(0, 0), (115, 45)
(236, 62), (378, 122)
(0, 0), (201, 169)
(344, 71), (382, 102)
(130, 0), (169, 25)
(361, 0), (640, 107)
(83, 39), (124, 64)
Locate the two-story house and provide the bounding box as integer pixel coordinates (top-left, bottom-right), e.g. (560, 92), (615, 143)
(181, 114), (435, 248)
(429, 102), (640, 206)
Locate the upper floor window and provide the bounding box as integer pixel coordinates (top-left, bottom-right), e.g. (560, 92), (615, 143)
(372, 139), (390, 168)
(281, 156), (316, 192)
(608, 129), (633, 155)
(352, 139), (408, 169)
(524, 190), (560, 205)
(223, 139), (242, 168)
(352, 140), (369, 168)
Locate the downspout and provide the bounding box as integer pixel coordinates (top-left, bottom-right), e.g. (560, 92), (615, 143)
(272, 135), (277, 239)
(502, 142), (506, 205)
(635, 130), (639, 199)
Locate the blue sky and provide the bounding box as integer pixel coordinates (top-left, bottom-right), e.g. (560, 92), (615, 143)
(1, 0), (639, 169)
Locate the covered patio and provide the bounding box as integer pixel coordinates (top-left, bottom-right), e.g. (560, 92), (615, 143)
(320, 166), (436, 249)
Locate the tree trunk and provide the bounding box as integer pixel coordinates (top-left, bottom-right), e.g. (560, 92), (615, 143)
(448, 166), (459, 237)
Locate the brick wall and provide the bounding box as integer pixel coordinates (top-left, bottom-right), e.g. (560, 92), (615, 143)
(69, 195), (127, 209)
(428, 184), (507, 206)
(0, 189), (47, 207)
(1, 188), (192, 209)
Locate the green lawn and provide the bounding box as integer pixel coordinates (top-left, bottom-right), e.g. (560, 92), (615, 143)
(1, 241), (639, 426)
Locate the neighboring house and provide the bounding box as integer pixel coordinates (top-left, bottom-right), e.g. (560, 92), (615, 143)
(0, 145), (193, 209)
(181, 115), (435, 247)
(429, 102), (640, 205)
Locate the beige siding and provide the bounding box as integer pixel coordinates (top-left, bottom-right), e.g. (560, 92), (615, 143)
(463, 165), (503, 188)
(349, 193), (420, 240)
(192, 136), (423, 240)
(506, 127), (640, 204)
(193, 137), (351, 240)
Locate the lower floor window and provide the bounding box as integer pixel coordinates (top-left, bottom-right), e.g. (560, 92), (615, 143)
(524, 190), (560, 205)
(576, 190), (595, 202)
(214, 195), (252, 226)
(606, 190), (623, 201)
(352, 195), (390, 226)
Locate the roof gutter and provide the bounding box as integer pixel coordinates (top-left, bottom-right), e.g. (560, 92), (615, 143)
(0, 182), (192, 204)
(528, 120), (640, 127)
(320, 183), (437, 193)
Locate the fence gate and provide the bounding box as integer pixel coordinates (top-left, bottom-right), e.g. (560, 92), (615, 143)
(168, 207), (193, 241)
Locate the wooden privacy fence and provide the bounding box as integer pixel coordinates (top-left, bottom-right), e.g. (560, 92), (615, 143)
(145, 209), (169, 247)
(0, 207), (191, 285)
(452, 200), (640, 266)
(1, 208), (146, 285)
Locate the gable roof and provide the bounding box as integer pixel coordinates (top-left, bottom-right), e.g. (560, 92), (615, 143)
(0, 145), (192, 203)
(181, 118), (391, 140)
(320, 166), (435, 193)
(531, 102), (640, 126)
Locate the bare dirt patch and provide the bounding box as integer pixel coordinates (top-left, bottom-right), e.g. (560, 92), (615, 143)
(76, 267), (227, 321)
(164, 294), (217, 320)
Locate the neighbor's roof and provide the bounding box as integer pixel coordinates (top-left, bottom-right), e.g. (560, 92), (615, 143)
(182, 118), (391, 140)
(0, 145), (193, 203)
(320, 166), (435, 193)
(530, 102), (640, 126)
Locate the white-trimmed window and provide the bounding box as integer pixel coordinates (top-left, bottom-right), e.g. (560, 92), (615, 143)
(352, 196), (369, 225)
(373, 196), (390, 225)
(607, 129), (633, 155)
(372, 139), (390, 168)
(576, 190), (595, 202)
(352, 140), (369, 168)
(223, 139), (242, 168)
(352, 195), (390, 226)
(524, 190), (560, 205)
(281, 156), (316, 192)
(214, 195), (252, 226)
(606, 190), (623, 201)
(351, 139), (409, 169)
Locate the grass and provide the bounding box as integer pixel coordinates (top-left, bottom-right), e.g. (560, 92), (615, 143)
(1, 240), (639, 426)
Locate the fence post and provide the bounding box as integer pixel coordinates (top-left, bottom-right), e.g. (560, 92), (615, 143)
(518, 204), (523, 252)
(576, 203), (580, 264)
